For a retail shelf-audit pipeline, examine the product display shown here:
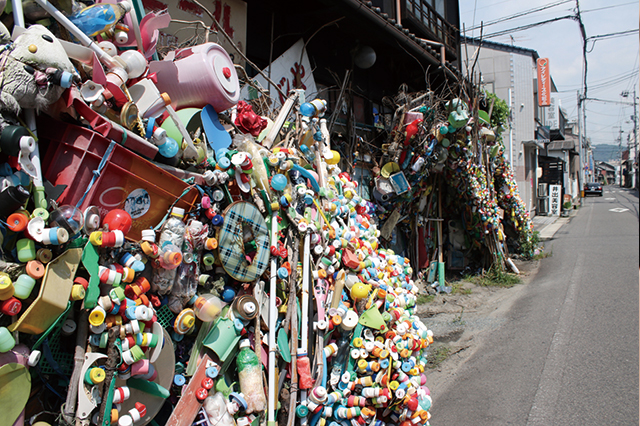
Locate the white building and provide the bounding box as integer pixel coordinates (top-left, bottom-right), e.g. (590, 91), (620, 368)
(462, 38), (565, 216)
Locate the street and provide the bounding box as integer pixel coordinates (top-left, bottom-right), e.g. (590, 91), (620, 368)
(430, 186), (639, 425)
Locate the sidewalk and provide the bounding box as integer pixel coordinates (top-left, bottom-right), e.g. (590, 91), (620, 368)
(532, 210), (577, 241)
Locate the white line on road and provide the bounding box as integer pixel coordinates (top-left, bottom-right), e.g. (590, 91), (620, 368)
(609, 208), (630, 212)
(604, 198), (615, 201)
(527, 254), (584, 425)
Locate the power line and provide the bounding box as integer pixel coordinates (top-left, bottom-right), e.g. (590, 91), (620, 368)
(581, 1), (638, 14)
(585, 97), (634, 106)
(588, 29), (639, 41)
(556, 69), (640, 92)
(482, 15), (576, 39)
(466, 0), (572, 31)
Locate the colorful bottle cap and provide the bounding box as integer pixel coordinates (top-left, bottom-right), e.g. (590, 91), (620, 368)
(0, 275), (14, 300)
(13, 274), (36, 299)
(1, 297), (21, 315)
(89, 305), (106, 327)
(0, 326), (16, 353)
(16, 238), (36, 262)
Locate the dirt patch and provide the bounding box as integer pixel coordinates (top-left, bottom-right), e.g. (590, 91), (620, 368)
(416, 259), (541, 396)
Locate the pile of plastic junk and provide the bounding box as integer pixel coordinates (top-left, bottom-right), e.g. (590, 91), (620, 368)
(0, 2), (454, 426)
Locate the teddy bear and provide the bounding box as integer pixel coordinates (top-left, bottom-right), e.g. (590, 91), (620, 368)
(0, 23), (75, 130)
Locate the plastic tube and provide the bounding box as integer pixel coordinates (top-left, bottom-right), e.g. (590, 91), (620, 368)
(125, 0), (144, 53)
(300, 233), (310, 425)
(31, 0), (120, 70)
(267, 212), (277, 426)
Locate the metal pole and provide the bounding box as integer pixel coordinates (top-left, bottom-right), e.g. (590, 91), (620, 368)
(633, 88), (638, 189)
(508, 88), (513, 169)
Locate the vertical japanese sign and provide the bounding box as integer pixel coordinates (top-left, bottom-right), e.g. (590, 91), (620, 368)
(243, 38), (317, 110)
(537, 58), (551, 107)
(546, 95), (559, 129)
(549, 184), (561, 216)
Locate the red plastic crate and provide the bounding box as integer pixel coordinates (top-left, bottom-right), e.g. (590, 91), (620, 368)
(40, 117), (199, 240)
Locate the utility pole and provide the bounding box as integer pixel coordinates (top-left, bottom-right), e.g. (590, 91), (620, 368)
(621, 88), (638, 188)
(577, 91), (585, 191)
(633, 89), (637, 189)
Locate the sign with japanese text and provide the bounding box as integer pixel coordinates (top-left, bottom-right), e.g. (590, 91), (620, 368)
(549, 184), (561, 216)
(537, 58), (551, 107)
(546, 95), (559, 129)
(243, 38), (317, 110)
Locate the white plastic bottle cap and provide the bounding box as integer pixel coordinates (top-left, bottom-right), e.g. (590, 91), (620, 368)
(141, 230), (156, 242)
(118, 414), (133, 426)
(171, 207), (185, 218)
(28, 350), (41, 367)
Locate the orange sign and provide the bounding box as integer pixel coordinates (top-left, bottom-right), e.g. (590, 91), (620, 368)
(537, 58), (551, 107)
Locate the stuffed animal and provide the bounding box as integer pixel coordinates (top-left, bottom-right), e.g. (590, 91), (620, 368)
(0, 24), (75, 130)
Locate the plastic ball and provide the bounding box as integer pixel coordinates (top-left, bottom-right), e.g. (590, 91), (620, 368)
(103, 209), (133, 235)
(271, 174), (287, 191)
(350, 282), (370, 300)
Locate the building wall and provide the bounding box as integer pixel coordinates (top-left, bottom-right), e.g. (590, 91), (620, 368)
(466, 44), (536, 214)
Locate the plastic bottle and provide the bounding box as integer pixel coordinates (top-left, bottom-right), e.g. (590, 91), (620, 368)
(152, 207), (186, 295)
(203, 393), (235, 426)
(236, 339), (266, 414)
(168, 220), (207, 313)
(68, 2), (132, 37)
(193, 293), (223, 322)
(300, 99), (327, 117)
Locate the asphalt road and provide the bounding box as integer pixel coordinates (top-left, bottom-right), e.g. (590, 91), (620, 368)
(430, 186), (639, 425)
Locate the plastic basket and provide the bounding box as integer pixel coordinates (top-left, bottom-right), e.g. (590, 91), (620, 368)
(155, 304), (175, 329)
(39, 116), (199, 240)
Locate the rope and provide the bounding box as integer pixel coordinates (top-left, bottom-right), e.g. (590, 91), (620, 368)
(152, 184), (200, 231)
(75, 140), (117, 209)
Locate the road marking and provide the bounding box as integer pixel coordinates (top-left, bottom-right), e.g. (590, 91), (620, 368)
(527, 254), (584, 425)
(604, 198), (616, 201)
(609, 208), (629, 212)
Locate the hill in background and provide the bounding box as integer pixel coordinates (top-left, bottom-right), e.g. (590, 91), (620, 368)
(592, 144), (622, 163)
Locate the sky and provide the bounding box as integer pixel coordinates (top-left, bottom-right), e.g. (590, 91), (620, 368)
(458, 0), (639, 152)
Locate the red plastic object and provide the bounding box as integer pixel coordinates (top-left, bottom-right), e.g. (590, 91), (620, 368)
(1, 297), (21, 315)
(103, 209), (133, 235)
(201, 377), (214, 390)
(39, 116), (199, 240)
(195, 387), (208, 401)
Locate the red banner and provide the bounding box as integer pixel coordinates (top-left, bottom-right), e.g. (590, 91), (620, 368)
(537, 58), (551, 107)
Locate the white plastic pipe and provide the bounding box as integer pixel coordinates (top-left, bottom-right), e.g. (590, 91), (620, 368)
(300, 233), (310, 426)
(126, 0), (144, 54)
(508, 88), (513, 170)
(31, 0), (120, 70)
(267, 213), (278, 426)
(12, 1), (47, 209)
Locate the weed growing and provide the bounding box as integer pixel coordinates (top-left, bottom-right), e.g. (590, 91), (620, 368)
(427, 345), (451, 369)
(471, 264), (521, 287)
(416, 294), (435, 305)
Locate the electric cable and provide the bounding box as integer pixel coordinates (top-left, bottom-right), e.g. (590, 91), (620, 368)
(466, 0), (572, 31)
(482, 15), (576, 39)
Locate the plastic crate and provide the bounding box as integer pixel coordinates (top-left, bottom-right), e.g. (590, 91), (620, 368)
(38, 320), (74, 376)
(39, 116), (199, 240)
(155, 304), (175, 329)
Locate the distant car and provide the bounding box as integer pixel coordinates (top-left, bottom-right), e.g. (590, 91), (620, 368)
(584, 182), (603, 196)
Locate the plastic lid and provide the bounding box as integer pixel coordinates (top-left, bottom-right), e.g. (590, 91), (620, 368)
(243, 302), (256, 315)
(170, 207), (185, 218)
(117, 1), (132, 12)
(239, 339), (251, 349)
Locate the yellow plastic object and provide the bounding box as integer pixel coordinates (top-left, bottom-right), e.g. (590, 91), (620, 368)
(0, 363), (31, 425)
(9, 248), (82, 334)
(380, 162), (400, 178)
